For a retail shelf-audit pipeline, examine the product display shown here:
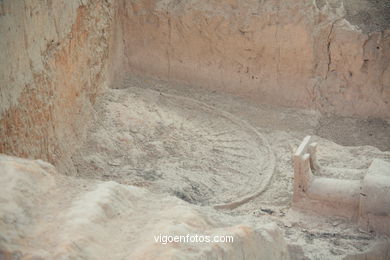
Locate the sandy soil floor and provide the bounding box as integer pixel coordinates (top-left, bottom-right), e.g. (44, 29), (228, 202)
(2, 75), (389, 259)
(69, 75), (390, 259)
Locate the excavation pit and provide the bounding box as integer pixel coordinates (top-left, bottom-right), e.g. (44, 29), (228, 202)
(73, 85), (275, 207)
(1, 0), (390, 259)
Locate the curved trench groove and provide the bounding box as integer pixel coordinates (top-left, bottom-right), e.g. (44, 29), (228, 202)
(74, 86), (276, 208)
(155, 89), (277, 210)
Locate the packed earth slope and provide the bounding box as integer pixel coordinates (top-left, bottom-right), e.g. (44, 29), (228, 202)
(0, 154), (290, 259)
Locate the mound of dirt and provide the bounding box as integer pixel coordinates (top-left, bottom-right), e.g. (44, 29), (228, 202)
(0, 154), (289, 259)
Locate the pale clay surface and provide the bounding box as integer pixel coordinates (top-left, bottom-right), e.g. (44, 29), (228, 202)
(1, 0), (390, 259)
(3, 77), (389, 259)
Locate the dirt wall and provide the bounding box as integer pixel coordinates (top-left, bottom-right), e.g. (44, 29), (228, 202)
(119, 0), (390, 118)
(0, 0), (389, 174)
(0, 0), (115, 173)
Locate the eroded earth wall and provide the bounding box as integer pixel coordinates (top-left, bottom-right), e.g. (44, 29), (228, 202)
(0, 0), (389, 173)
(119, 0), (390, 118)
(0, 0), (116, 173)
